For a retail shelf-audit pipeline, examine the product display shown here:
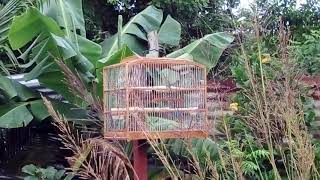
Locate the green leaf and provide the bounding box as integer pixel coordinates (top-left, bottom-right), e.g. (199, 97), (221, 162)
(96, 45), (134, 97)
(42, 0), (86, 37)
(0, 75), (18, 99)
(165, 138), (220, 167)
(158, 15), (181, 46)
(8, 5), (95, 78)
(167, 32), (234, 70)
(24, 176), (39, 180)
(51, 33), (77, 59)
(97, 45), (134, 67)
(63, 174), (75, 180)
(0, 75), (38, 101)
(24, 55), (55, 81)
(147, 116), (179, 131)
(8, 7), (63, 50)
(242, 161), (259, 175)
(101, 34), (145, 60)
(50, 34), (95, 73)
(29, 99), (89, 123)
(22, 164), (37, 175)
(38, 71), (87, 107)
(55, 169), (66, 179)
(0, 0), (31, 45)
(128, 5), (163, 33)
(25, 34), (95, 81)
(77, 35), (102, 64)
(29, 100), (50, 121)
(44, 166), (58, 179)
(51, 101), (88, 122)
(0, 102), (33, 128)
(100, 5), (163, 59)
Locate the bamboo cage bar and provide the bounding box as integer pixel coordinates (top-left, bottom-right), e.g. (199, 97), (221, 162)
(103, 57), (208, 140)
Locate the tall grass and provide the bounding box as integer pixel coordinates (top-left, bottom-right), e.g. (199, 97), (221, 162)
(43, 6), (320, 180)
(146, 12), (320, 180)
(41, 58), (137, 179)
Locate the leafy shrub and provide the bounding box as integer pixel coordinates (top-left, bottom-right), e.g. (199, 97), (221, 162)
(22, 164), (69, 180)
(294, 30), (320, 74)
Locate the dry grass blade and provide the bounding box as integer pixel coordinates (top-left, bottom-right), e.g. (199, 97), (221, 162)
(54, 59), (103, 117)
(42, 96), (137, 180)
(75, 139), (136, 180)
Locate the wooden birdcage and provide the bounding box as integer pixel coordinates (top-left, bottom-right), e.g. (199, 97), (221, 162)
(103, 57), (208, 140)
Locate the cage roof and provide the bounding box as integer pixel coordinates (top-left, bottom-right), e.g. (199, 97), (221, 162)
(103, 56), (206, 69)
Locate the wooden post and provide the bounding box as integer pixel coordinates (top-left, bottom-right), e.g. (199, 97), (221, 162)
(133, 140), (148, 180)
(133, 31), (159, 180)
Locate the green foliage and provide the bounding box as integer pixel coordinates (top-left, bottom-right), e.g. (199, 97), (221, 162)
(241, 161), (259, 176)
(294, 29), (320, 74)
(255, 0), (320, 40)
(227, 13), (319, 178)
(0, 74), (89, 128)
(0, 0), (35, 73)
(152, 0), (210, 11)
(8, 7), (63, 50)
(218, 136), (270, 178)
(0, 75), (41, 128)
(167, 32), (234, 70)
(4, 2), (231, 131)
(99, 5), (181, 62)
(3, 3), (234, 178)
(246, 149), (270, 161)
(22, 164), (68, 180)
(301, 95), (316, 126)
(8, 4), (101, 106)
(41, 0), (86, 37)
(0, 0), (32, 45)
(152, 0), (239, 46)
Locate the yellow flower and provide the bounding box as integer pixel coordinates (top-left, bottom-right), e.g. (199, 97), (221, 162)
(229, 103), (239, 111)
(261, 54), (271, 64)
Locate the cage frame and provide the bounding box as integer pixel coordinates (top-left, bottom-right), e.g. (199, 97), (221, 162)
(103, 57), (208, 140)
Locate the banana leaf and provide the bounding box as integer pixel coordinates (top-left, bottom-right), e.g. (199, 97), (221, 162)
(0, 0), (30, 44)
(0, 74), (89, 128)
(41, 0), (86, 37)
(8, 7), (101, 106)
(0, 102), (33, 128)
(100, 5), (162, 59)
(99, 5), (181, 63)
(158, 15), (181, 46)
(8, 7), (63, 50)
(167, 32), (234, 70)
(0, 75), (38, 101)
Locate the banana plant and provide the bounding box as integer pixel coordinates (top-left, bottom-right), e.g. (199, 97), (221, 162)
(5, 0), (96, 127)
(98, 6), (234, 73)
(0, 0), (32, 73)
(98, 5), (182, 66)
(4, 3), (233, 178)
(0, 75), (88, 128)
(8, 1), (101, 106)
(167, 32), (235, 70)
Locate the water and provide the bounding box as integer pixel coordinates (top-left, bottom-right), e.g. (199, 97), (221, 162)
(0, 124), (68, 179)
